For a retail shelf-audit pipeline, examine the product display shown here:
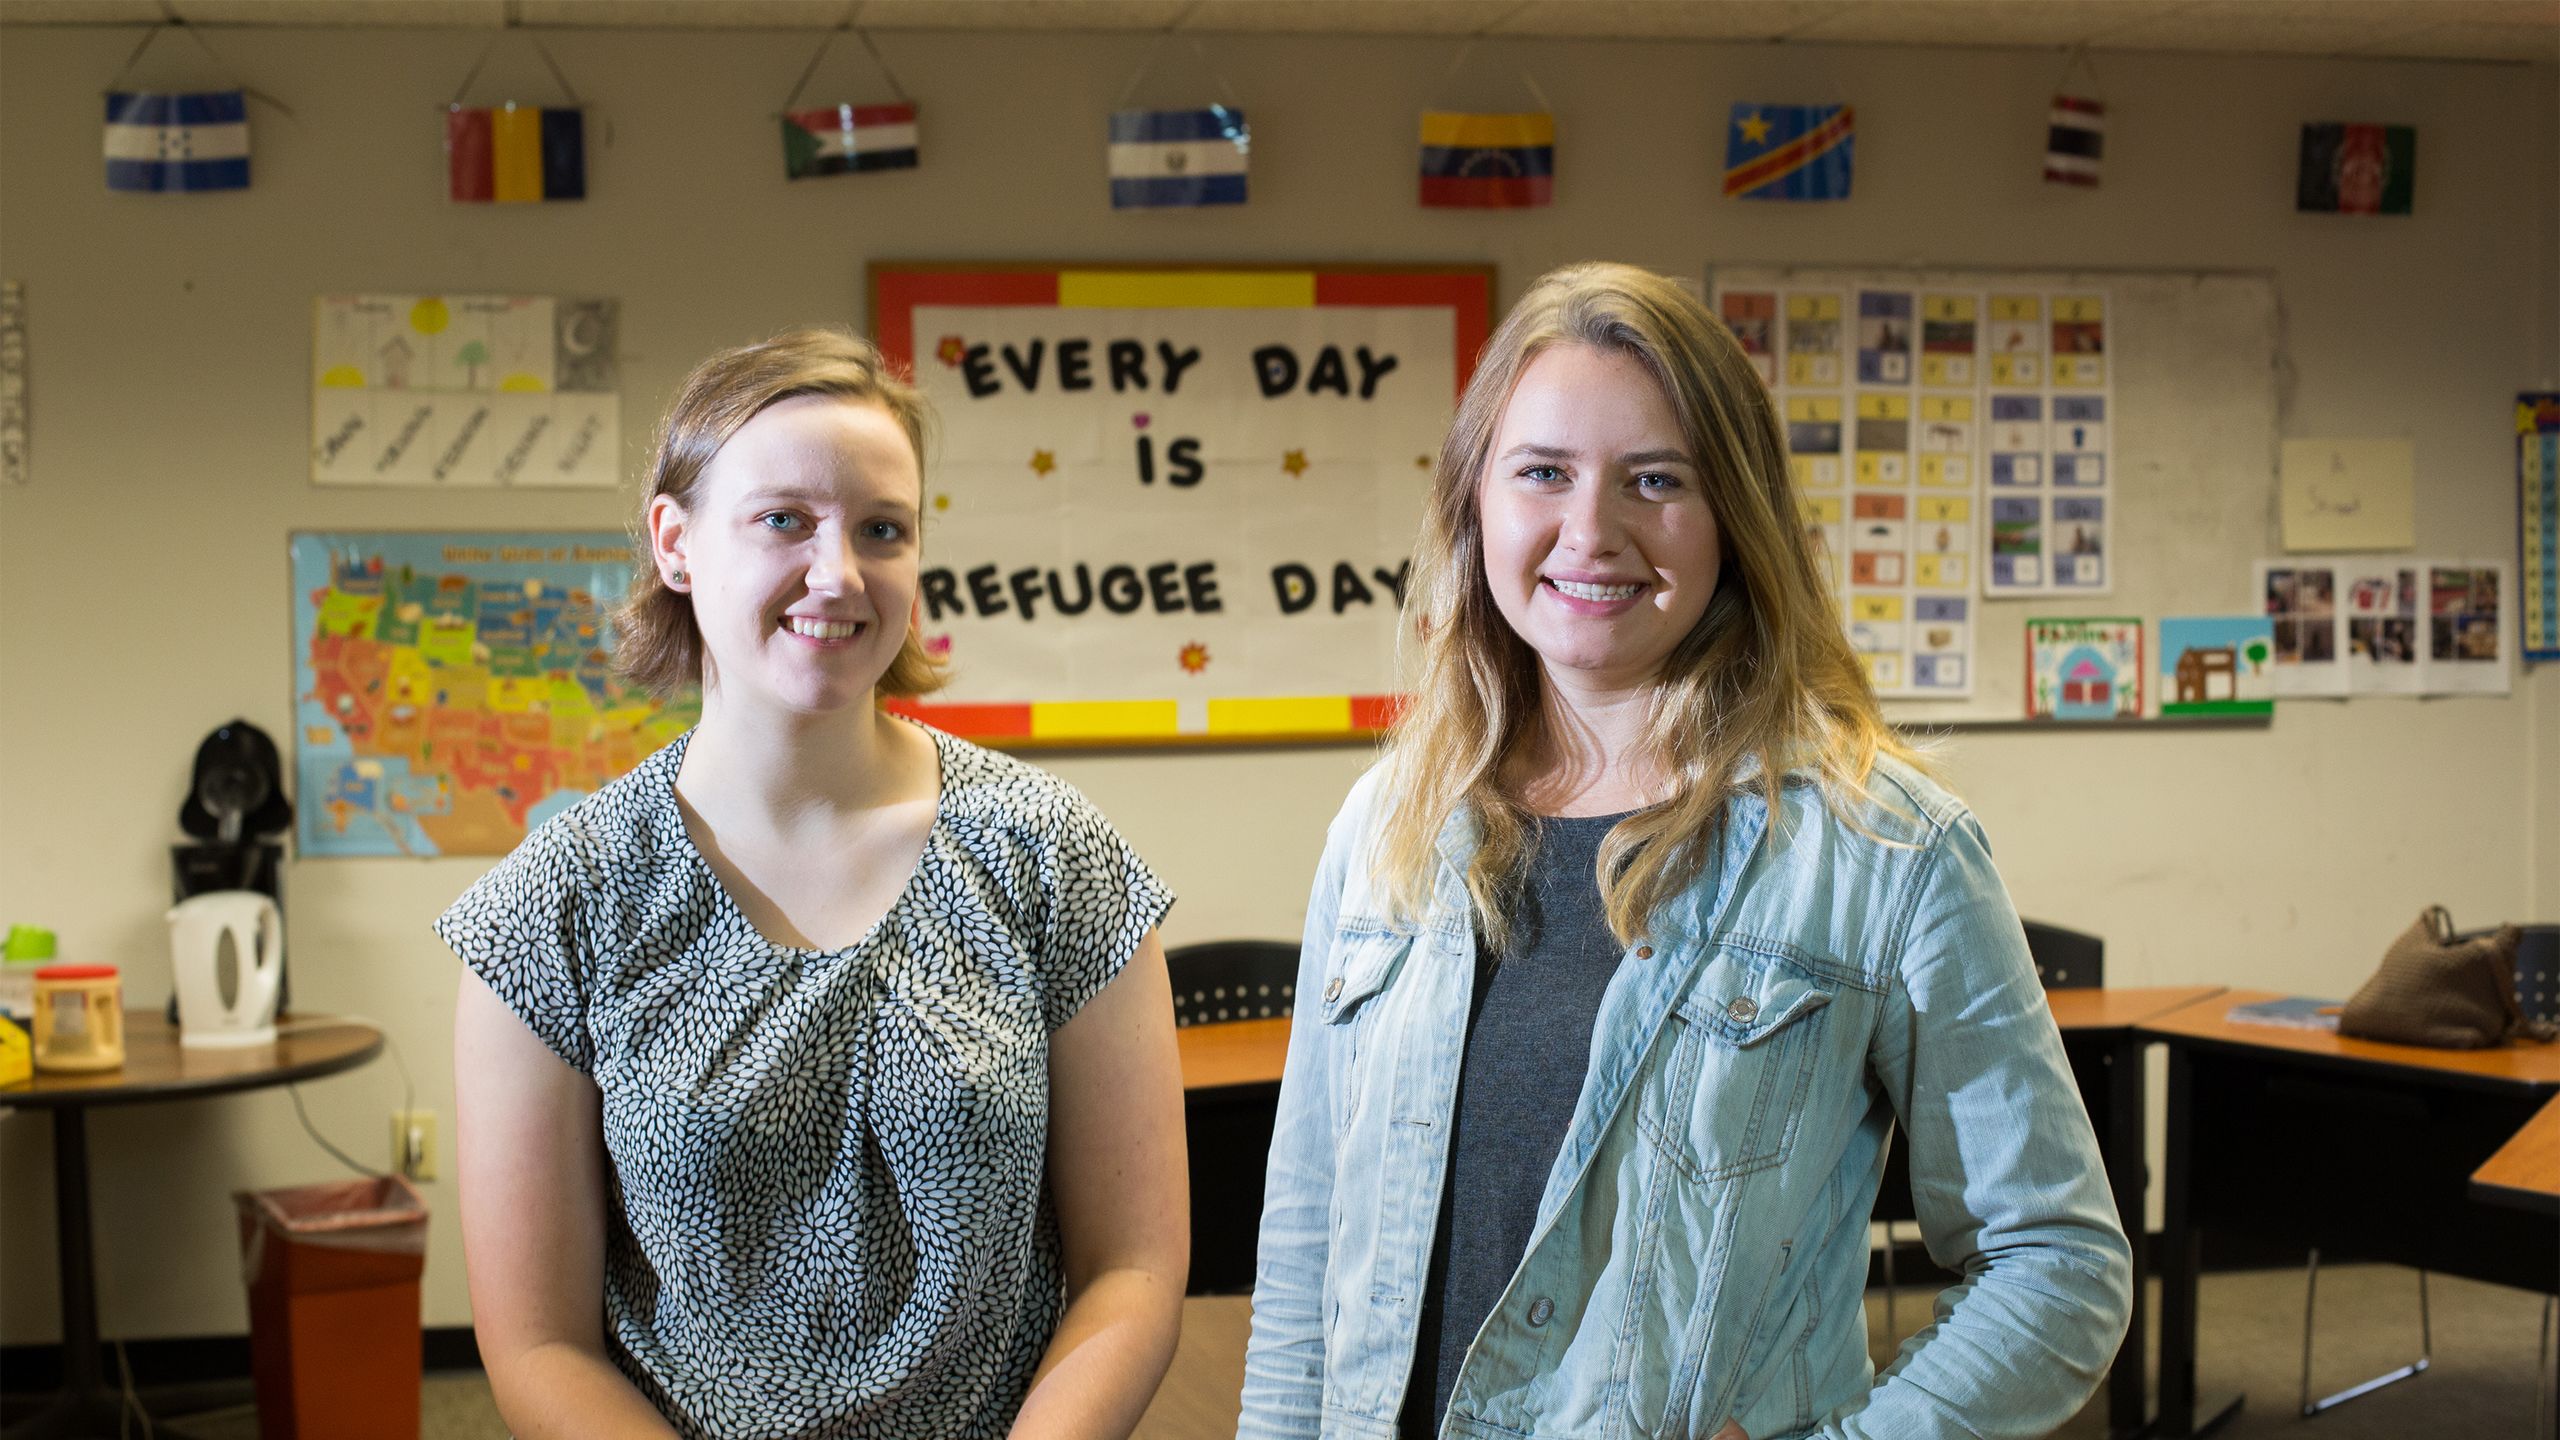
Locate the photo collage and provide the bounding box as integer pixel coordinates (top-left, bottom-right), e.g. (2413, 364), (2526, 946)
(2255, 556), (2511, 697)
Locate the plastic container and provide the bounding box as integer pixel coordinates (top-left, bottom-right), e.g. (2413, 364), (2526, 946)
(0, 924), (54, 1023)
(32, 963), (121, 1073)
(235, 1175), (428, 1440)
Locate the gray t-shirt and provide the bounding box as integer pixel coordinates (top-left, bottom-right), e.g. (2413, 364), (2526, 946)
(435, 726), (1172, 1440)
(1402, 810), (1636, 1439)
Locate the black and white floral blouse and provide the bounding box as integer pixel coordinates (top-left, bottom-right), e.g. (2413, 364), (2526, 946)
(435, 725), (1174, 1440)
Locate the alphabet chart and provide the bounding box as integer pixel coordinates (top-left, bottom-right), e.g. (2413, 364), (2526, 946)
(871, 264), (1492, 747)
(1714, 269), (2118, 700)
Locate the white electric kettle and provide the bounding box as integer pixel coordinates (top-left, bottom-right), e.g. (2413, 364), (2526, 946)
(168, 890), (283, 1048)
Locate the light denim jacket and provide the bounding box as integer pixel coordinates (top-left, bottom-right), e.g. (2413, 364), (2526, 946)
(1239, 757), (2132, 1440)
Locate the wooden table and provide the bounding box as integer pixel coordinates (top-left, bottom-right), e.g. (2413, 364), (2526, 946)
(0, 1011), (383, 1440)
(2139, 989), (2560, 1437)
(2473, 1093), (2560, 1216)
(1177, 1016), (1289, 1093)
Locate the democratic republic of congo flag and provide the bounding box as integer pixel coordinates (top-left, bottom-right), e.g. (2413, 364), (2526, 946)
(1723, 103), (1854, 202)
(1418, 111), (1554, 208)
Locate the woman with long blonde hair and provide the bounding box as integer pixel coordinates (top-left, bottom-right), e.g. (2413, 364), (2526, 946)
(1239, 264), (2130, 1440)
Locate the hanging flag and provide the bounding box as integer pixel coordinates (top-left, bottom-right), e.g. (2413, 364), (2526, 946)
(2044, 95), (2104, 187)
(446, 104), (585, 203)
(1723, 104), (1854, 201)
(104, 90), (249, 193)
(783, 103), (918, 179)
(1418, 111), (1554, 208)
(1108, 106), (1248, 209)
(2298, 122), (2414, 214)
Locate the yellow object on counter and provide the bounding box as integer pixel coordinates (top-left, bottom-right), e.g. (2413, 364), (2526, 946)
(33, 964), (122, 1072)
(0, 1014), (29, 1086)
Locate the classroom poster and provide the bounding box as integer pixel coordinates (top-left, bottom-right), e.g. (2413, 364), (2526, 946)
(289, 532), (696, 857)
(1715, 270), (2117, 698)
(2158, 616), (2273, 717)
(2256, 555), (2510, 697)
(870, 264), (1490, 746)
(2522, 392), (2559, 661)
(2025, 617), (2141, 720)
(310, 294), (621, 488)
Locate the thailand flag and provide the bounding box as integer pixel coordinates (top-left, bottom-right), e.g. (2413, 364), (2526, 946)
(104, 90), (249, 193)
(1108, 107), (1248, 209)
(783, 103), (919, 179)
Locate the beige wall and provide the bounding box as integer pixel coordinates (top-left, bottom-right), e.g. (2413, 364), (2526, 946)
(2, 22), (2553, 1343)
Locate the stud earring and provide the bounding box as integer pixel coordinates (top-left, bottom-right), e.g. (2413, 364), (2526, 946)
(672, 568), (688, 586)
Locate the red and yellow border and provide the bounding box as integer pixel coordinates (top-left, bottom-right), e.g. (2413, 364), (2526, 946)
(869, 262), (1492, 749)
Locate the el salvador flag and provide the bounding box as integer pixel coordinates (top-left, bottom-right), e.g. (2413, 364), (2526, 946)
(105, 90), (250, 192)
(1108, 107), (1248, 209)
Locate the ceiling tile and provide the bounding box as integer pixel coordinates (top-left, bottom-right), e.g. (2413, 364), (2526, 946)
(1177, 0), (1506, 34)
(849, 0), (1189, 30)
(1492, 0), (1837, 41)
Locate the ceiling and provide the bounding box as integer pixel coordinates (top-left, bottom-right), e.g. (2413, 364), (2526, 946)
(1, 0), (2554, 64)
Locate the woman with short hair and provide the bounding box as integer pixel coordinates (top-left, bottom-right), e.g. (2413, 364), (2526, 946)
(446, 328), (1186, 1440)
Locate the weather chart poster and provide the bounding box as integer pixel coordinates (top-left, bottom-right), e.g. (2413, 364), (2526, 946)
(871, 265), (1491, 746)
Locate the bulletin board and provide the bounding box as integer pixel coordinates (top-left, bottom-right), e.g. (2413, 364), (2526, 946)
(1711, 265), (2280, 725)
(871, 262), (1492, 747)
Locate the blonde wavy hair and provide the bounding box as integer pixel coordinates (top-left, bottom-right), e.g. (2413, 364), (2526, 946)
(1371, 262), (1923, 948)
(617, 326), (949, 703)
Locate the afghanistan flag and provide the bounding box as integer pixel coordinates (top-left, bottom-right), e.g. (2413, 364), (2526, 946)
(2298, 123), (2413, 214)
(1418, 111), (1554, 208)
(783, 103), (918, 179)
(104, 91), (249, 193)
(446, 104), (585, 203)
(1724, 104), (1853, 201)
(1108, 107), (1249, 208)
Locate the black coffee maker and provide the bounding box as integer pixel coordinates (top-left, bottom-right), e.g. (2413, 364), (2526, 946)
(171, 719), (294, 1013)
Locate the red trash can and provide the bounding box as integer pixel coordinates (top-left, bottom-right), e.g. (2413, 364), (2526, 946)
(234, 1175), (428, 1440)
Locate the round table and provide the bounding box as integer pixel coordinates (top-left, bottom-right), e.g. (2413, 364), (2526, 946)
(1, 1011), (383, 1440)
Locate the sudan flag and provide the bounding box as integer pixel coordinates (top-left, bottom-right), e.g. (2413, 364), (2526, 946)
(1419, 111), (1554, 208)
(446, 104), (584, 203)
(2298, 123), (2413, 215)
(783, 103), (919, 179)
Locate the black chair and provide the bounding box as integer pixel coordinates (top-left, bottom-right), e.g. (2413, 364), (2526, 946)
(1874, 919), (2103, 1333)
(1168, 940), (1299, 1295)
(1168, 939), (1298, 1028)
(2299, 922), (2560, 1422)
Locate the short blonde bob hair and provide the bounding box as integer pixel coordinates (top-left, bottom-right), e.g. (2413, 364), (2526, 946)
(616, 327), (949, 702)
(1371, 262), (1920, 947)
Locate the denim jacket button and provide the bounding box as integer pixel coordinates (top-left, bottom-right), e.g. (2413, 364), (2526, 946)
(1526, 1297), (1554, 1327)
(1324, 976), (1344, 1003)
(1635, 945), (1654, 960)
(1726, 995), (1759, 1022)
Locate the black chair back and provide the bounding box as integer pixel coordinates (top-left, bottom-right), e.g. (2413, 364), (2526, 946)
(1167, 939), (1298, 1028)
(2022, 919), (2105, 991)
(2518, 926), (2560, 1025)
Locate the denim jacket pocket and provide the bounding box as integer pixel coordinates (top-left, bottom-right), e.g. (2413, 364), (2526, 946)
(1636, 956), (1835, 1184)
(1319, 925), (1412, 1133)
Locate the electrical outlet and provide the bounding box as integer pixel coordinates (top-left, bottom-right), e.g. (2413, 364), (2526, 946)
(391, 1109), (436, 1181)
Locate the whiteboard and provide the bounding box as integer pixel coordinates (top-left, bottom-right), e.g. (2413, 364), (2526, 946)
(1711, 266), (2280, 726)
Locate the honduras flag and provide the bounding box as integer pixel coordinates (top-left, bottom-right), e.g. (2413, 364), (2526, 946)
(1723, 103), (1854, 202)
(105, 90), (249, 192)
(1108, 107), (1248, 209)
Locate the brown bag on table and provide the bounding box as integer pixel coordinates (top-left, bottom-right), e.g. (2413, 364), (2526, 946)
(2339, 906), (2559, 1049)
